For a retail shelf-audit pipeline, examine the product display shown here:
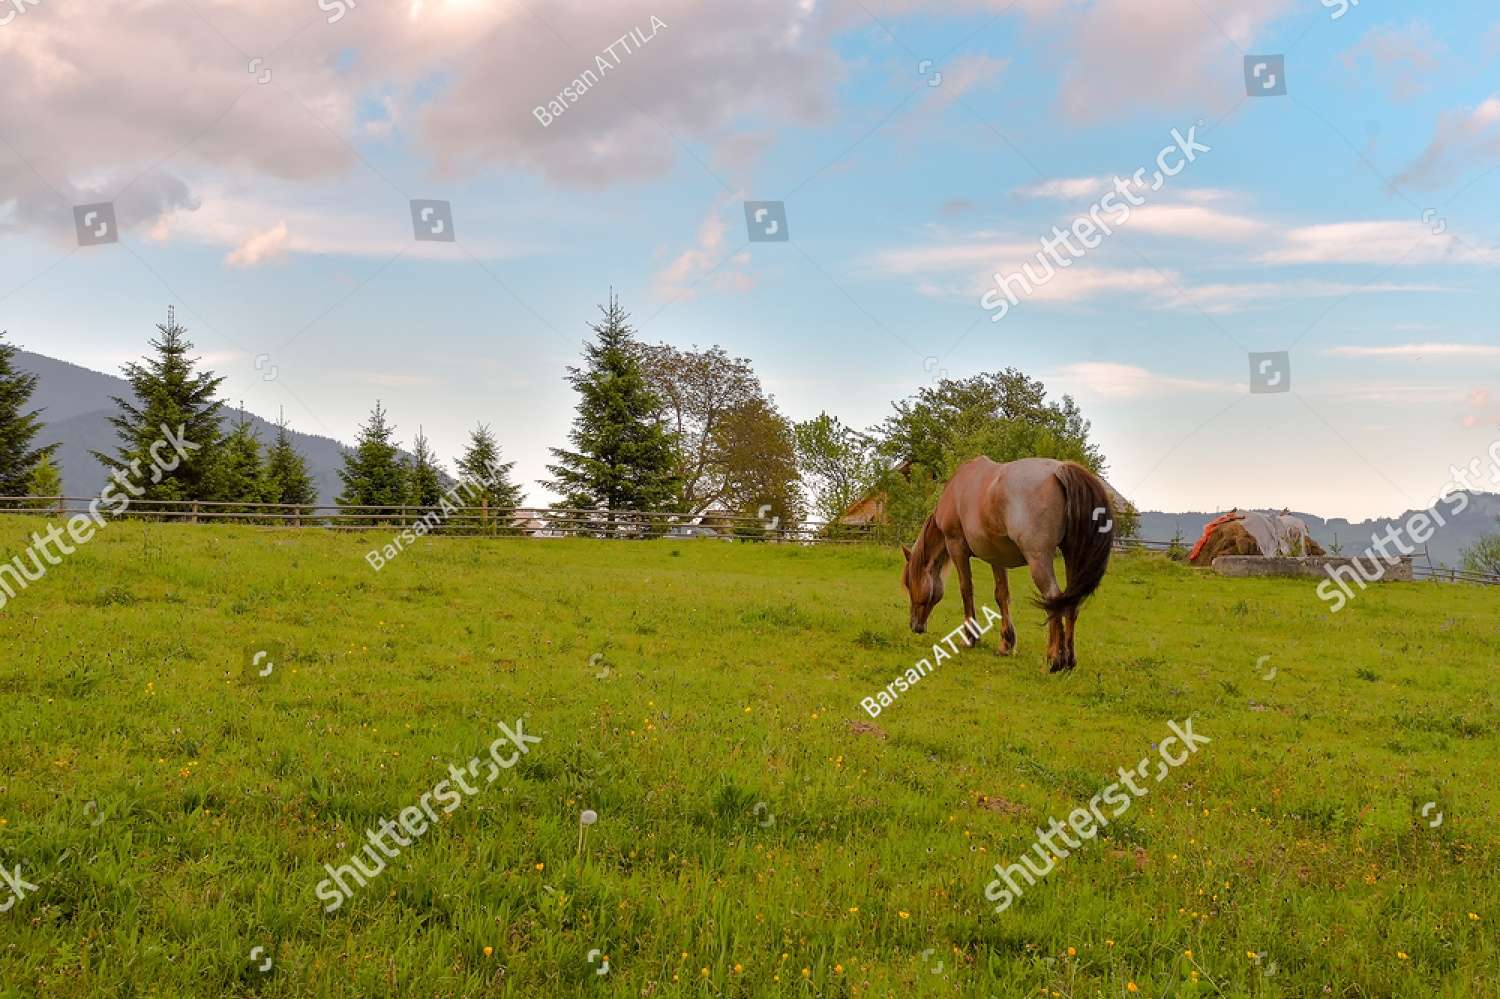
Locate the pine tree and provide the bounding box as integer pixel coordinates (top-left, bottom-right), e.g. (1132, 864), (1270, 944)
(26, 452), (62, 514)
(263, 412), (318, 519)
(207, 411), (268, 513)
(0, 330), (59, 496)
(543, 294), (679, 528)
(93, 307), (224, 507)
(337, 401), (408, 525)
(456, 423), (523, 534)
(407, 429), (445, 510)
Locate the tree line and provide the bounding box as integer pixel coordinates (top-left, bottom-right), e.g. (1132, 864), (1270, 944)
(19, 293), (1413, 548)
(2, 299), (1114, 537)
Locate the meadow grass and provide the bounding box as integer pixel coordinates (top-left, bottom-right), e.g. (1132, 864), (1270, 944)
(0, 515), (1496, 997)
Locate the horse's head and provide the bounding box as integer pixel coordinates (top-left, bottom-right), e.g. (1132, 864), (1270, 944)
(901, 540), (944, 634)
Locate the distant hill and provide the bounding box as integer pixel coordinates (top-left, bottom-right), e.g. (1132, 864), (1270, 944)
(12, 349), (1500, 562)
(15, 350), (353, 507)
(1135, 497), (1500, 570)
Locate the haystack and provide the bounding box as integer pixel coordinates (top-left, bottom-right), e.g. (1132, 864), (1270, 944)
(1189, 517), (1324, 566)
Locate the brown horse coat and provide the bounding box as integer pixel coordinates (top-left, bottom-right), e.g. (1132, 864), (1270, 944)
(902, 457), (1113, 672)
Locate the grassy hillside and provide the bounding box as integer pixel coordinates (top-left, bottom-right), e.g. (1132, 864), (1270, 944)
(0, 517), (1496, 997)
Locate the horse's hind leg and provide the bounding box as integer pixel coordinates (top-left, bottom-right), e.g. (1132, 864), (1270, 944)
(945, 539), (979, 647)
(993, 567), (1017, 655)
(1026, 556), (1068, 673)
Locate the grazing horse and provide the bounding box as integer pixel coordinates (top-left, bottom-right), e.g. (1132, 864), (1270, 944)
(901, 457), (1114, 672)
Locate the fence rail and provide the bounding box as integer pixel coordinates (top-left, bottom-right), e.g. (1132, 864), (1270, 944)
(4, 498), (1497, 583)
(0, 496), (879, 544)
(1111, 533), (1500, 586)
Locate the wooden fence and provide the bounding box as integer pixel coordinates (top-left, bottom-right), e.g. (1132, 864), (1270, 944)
(2, 497), (1496, 584)
(0, 496), (878, 544)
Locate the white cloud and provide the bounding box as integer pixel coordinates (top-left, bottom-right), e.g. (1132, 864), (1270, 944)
(1055, 362), (1235, 399)
(652, 198), (755, 301)
(922, 53), (1009, 108)
(1257, 221), (1477, 265)
(1181, 280), (1449, 313)
(225, 221), (291, 268)
(1395, 94), (1500, 189)
(0, 0), (845, 239)
(1338, 20), (1447, 101)
(1013, 177), (1110, 200)
(870, 239), (1040, 275)
(1127, 203), (1268, 241)
(1038, 0), (1296, 123)
(1326, 343), (1500, 359)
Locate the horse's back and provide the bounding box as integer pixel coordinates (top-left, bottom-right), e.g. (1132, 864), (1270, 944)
(942, 457), (1071, 563)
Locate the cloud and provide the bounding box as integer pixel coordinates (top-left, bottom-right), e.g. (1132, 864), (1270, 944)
(921, 53), (1009, 108)
(1181, 280), (1449, 313)
(869, 239), (1040, 276)
(1329, 384), (1466, 404)
(1326, 343), (1500, 359)
(1056, 362), (1235, 399)
(143, 184), (517, 260)
(0, 0), (846, 239)
(1037, 0), (1296, 123)
(419, 1), (843, 188)
(225, 221), (291, 268)
(1338, 21), (1447, 101)
(1127, 203), (1268, 241)
(1395, 94), (1500, 189)
(1257, 221), (1475, 265)
(652, 198), (754, 301)
(1013, 176), (1111, 200)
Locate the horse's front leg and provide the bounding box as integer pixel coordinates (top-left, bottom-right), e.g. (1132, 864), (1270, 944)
(993, 566), (1017, 655)
(945, 539), (979, 648)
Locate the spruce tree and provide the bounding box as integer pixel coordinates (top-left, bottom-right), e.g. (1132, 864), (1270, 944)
(207, 411), (268, 513)
(94, 307), (224, 506)
(337, 401), (408, 525)
(456, 423), (523, 534)
(263, 413), (317, 518)
(0, 330), (59, 496)
(407, 429), (445, 510)
(543, 294), (679, 525)
(26, 453), (62, 513)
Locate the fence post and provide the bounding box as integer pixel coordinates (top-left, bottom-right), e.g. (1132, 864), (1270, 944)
(190, 502), (199, 525)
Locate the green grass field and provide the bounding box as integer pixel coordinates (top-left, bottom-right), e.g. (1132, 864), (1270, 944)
(0, 516), (1496, 997)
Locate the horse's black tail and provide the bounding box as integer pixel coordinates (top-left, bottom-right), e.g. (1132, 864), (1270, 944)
(1039, 463), (1114, 616)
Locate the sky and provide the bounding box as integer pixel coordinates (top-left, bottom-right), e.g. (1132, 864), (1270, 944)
(1, 0), (1498, 521)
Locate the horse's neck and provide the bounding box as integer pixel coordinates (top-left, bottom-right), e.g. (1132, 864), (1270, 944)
(919, 518), (949, 573)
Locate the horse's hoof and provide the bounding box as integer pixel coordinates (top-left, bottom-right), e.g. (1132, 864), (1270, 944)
(1048, 659), (1071, 674)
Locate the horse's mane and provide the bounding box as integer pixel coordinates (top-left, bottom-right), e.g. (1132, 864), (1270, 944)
(913, 514), (950, 577)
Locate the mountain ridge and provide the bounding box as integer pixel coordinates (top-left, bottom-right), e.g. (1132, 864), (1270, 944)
(10, 350), (1499, 564)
